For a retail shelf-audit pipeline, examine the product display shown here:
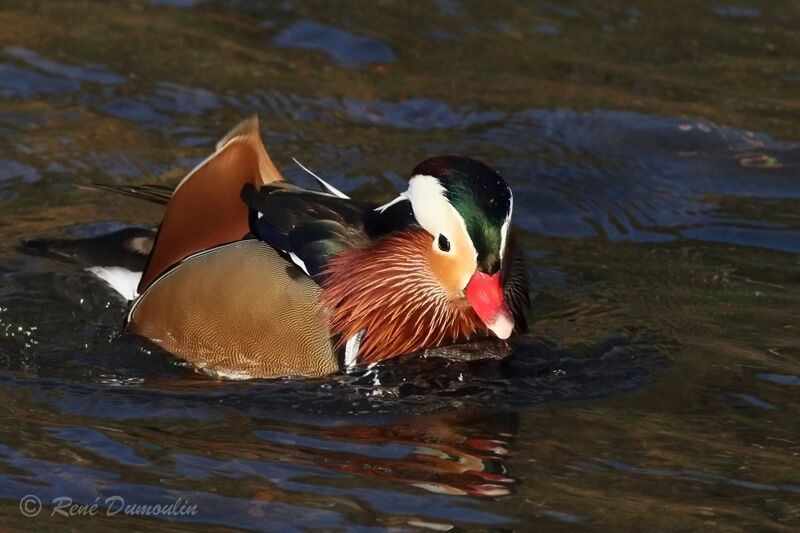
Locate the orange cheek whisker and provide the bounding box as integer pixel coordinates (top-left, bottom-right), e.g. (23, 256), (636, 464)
(321, 229), (485, 364)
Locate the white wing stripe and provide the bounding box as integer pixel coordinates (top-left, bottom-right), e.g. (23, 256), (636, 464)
(292, 158), (350, 199)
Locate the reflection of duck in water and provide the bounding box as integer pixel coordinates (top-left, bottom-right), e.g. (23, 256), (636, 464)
(330, 418), (516, 497)
(169, 410), (518, 501)
(26, 117), (529, 378)
(284, 411), (518, 498)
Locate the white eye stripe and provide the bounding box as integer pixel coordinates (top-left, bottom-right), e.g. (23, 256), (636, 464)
(377, 162), (512, 287)
(407, 175), (469, 241)
(403, 174), (477, 288)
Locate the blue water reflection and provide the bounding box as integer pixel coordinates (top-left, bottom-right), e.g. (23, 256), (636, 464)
(272, 21), (395, 68)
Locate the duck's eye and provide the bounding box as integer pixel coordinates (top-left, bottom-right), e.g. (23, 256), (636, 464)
(437, 234), (451, 252)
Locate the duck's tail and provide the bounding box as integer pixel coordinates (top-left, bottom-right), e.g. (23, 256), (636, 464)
(78, 183), (173, 205)
(23, 116), (286, 301)
(21, 227), (155, 300)
(137, 115), (285, 292)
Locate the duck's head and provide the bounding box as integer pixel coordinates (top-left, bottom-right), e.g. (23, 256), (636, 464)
(378, 155), (515, 339)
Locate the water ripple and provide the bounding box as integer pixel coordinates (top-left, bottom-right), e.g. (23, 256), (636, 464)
(0, 64), (81, 99)
(344, 98), (505, 131)
(272, 21), (395, 68)
(4, 47), (124, 85)
(475, 109), (800, 251)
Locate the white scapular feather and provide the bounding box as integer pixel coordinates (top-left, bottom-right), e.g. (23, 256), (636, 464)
(292, 158), (350, 199)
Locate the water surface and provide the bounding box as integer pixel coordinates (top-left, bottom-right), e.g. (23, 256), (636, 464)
(0, 1), (799, 530)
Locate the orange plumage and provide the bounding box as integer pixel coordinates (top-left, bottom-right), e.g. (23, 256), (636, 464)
(322, 229), (488, 363)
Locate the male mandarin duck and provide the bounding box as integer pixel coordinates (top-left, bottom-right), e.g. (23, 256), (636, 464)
(27, 117), (529, 378)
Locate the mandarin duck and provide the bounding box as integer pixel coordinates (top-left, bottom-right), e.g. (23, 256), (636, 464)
(25, 117), (529, 378)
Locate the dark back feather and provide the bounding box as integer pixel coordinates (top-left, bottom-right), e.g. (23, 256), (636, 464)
(241, 183), (413, 281)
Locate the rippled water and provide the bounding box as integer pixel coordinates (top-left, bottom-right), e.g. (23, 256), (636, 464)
(1, 1), (799, 530)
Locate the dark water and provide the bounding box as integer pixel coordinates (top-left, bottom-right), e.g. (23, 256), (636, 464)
(1, 1), (799, 530)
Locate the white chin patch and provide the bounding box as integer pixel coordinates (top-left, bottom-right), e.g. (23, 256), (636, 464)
(488, 314), (514, 340)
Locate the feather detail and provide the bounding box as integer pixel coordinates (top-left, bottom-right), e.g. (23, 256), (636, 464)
(321, 229), (487, 363)
(292, 158), (350, 199)
(80, 183), (173, 205)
